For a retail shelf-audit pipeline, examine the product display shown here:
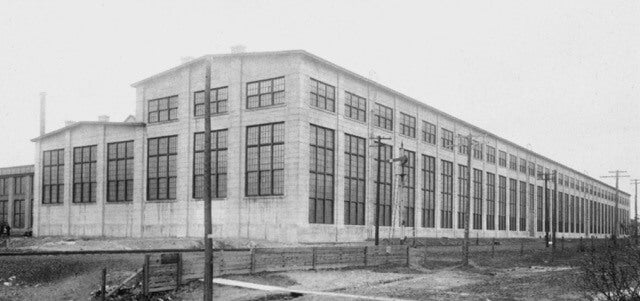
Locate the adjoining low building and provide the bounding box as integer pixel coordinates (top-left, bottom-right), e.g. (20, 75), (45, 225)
(31, 50), (631, 242)
(0, 165), (34, 235)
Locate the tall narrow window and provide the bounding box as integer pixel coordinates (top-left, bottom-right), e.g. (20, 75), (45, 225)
(473, 169), (483, 230)
(519, 158), (527, 174)
(345, 92), (366, 122)
(558, 193), (564, 232)
(247, 77), (285, 109)
(399, 113), (416, 138)
(565, 193), (570, 232)
(486, 172), (496, 230)
(13, 199), (24, 228)
(458, 135), (469, 155)
(246, 122), (285, 196)
(0, 200), (7, 225)
(107, 141), (134, 202)
(441, 128), (454, 151)
(374, 143), (393, 226)
(509, 179), (517, 231)
(457, 164), (469, 229)
(193, 130), (228, 199)
(529, 183), (535, 229)
(498, 176), (507, 230)
(528, 162), (535, 176)
(148, 95), (178, 123)
(570, 195), (575, 232)
(472, 142), (483, 160)
(43, 149), (64, 204)
(373, 103), (393, 131)
(0, 178), (7, 196)
(422, 121), (436, 144)
(498, 151), (507, 167)
(486, 146), (496, 164)
(441, 160), (453, 228)
(401, 150), (415, 227)
(537, 186), (543, 231)
(73, 145), (97, 203)
(147, 136), (178, 200)
(519, 181), (526, 231)
(309, 125), (335, 224)
(344, 134), (366, 225)
(422, 155), (436, 228)
(194, 87), (228, 116)
(309, 78), (335, 112)
(13, 177), (24, 195)
(509, 155), (517, 171)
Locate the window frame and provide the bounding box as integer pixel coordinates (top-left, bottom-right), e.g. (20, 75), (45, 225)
(246, 76), (285, 109)
(147, 135), (178, 201)
(245, 122), (285, 197)
(373, 103), (394, 131)
(344, 91), (367, 123)
(344, 133), (366, 225)
(309, 78), (336, 112)
(107, 140), (134, 202)
(421, 121), (436, 144)
(193, 86), (229, 116)
(309, 124), (335, 224)
(42, 149), (65, 204)
(193, 130), (228, 199)
(399, 113), (416, 138)
(147, 95), (179, 123)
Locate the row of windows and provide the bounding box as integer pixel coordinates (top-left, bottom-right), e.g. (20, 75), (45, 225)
(0, 176), (32, 196)
(0, 199), (29, 228)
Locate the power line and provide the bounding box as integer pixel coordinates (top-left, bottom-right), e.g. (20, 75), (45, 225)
(601, 170), (629, 242)
(631, 179), (640, 244)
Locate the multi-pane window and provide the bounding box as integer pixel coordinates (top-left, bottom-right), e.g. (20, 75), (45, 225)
(570, 195), (575, 233)
(498, 176), (507, 230)
(73, 145), (97, 203)
(309, 78), (335, 112)
(148, 96), (178, 123)
(537, 186), (543, 231)
(194, 87), (228, 116)
(13, 199), (24, 228)
(519, 181), (526, 231)
(519, 158), (527, 174)
(43, 149), (64, 204)
(193, 130), (228, 199)
(441, 128), (454, 151)
(107, 141), (134, 202)
(13, 176), (26, 195)
(558, 193), (564, 232)
(422, 121), (436, 144)
(441, 160), (454, 228)
(457, 164), (469, 229)
(509, 179), (517, 231)
(0, 200), (6, 225)
(344, 134), (366, 225)
(246, 123), (285, 196)
(0, 178), (8, 196)
(247, 77), (285, 109)
(529, 183), (535, 229)
(472, 169), (483, 230)
(147, 136), (178, 200)
(458, 135), (469, 155)
(472, 142), (483, 160)
(528, 162), (535, 177)
(345, 92), (366, 122)
(402, 150), (416, 227)
(537, 165), (543, 178)
(374, 143), (393, 226)
(558, 173), (564, 186)
(486, 146), (496, 164)
(565, 193), (570, 232)
(373, 103), (393, 131)
(486, 172), (496, 230)
(509, 155), (517, 171)
(309, 125), (335, 224)
(399, 113), (416, 138)
(422, 155), (436, 228)
(498, 151), (507, 167)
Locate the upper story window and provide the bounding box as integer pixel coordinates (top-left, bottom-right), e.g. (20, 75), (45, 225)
(472, 141), (483, 160)
(422, 121), (436, 144)
(309, 78), (335, 112)
(246, 122), (285, 196)
(147, 136), (178, 201)
(73, 145), (97, 203)
(309, 125), (335, 224)
(399, 113), (416, 138)
(519, 158), (527, 174)
(247, 77), (285, 109)
(13, 176), (27, 195)
(498, 151), (507, 167)
(528, 162), (535, 176)
(43, 149), (65, 204)
(558, 173), (564, 186)
(508, 154), (517, 171)
(107, 141), (134, 202)
(194, 87), (228, 116)
(537, 165), (543, 177)
(0, 178), (7, 196)
(458, 135), (469, 155)
(345, 92), (366, 122)
(373, 103), (393, 131)
(148, 96), (178, 123)
(486, 146), (496, 164)
(441, 128), (454, 151)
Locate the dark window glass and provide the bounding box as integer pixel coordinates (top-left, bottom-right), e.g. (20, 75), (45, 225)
(486, 172), (496, 230)
(509, 155), (517, 171)
(498, 151), (507, 167)
(344, 134), (366, 225)
(473, 169), (483, 230)
(0, 200), (7, 225)
(472, 141), (483, 160)
(309, 79), (335, 112)
(148, 95), (178, 123)
(247, 77), (285, 109)
(498, 176), (507, 230)
(509, 178), (517, 231)
(457, 164), (469, 229)
(401, 150), (416, 227)
(42, 149), (65, 204)
(458, 135), (469, 155)
(0, 178), (7, 196)
(13, 199), (24, 228)
(246, 122), (285, 196)
(147, 136), (178, 200)
(107, 141), (134, 202)
(309, 125), (335, 224)
(519, 158), (527, 174)
(374, 143), (393, 226)
(440, 160), (453, 228)
(537, 186), (543, 231)
(399, 113), (416, 138)
(486, 146), (496, 164)
(345, 92), (367, 122)
(422, 155), (436, 228)
(194, 87), (228, 116)
(73, 145), (98, 203)
(441, 128), (454, 151)
(193, 130), (228, 199)
(528, 162), (535, 176)
(422, 121), (436, 144)
(519, 181), (526, 231)
(373, 103), (393, 131)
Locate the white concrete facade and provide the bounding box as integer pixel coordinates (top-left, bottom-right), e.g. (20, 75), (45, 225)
(32, 50), (631, 242)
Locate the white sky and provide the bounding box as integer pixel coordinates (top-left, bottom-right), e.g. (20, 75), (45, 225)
(0, 0), (638, 201)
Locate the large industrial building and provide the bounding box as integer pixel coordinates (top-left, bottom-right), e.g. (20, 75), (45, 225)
(31, 50), (631, 242)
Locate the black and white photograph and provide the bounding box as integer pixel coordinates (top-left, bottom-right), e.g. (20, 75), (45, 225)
(1, 1), (639, 300)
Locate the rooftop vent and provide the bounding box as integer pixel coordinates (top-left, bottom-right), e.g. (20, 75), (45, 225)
(98, 115), (110, 122)
(231, 45), (246, 54)
(65, 120), (75, 127)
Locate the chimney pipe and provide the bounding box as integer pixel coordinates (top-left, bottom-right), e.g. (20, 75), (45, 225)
(39, 92), (46, 135)
(98, 115), (110, 122)
(65, 120), (75, 127)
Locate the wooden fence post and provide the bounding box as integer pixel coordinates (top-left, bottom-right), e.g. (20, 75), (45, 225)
(143, 255), (150, 297)
(101, 268), (107, 301)
(406, 245), (410, 267)
(312, 247), (317, 271)
(176, 253), (182, 291)
(250, 248), (256, 274)
(363, 247), (368, 267)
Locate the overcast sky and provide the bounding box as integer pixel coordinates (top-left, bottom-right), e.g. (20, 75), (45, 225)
(1, 0), (638, 200)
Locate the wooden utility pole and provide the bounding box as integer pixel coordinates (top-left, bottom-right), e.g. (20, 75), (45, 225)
(538, 170), (553, 247)
(631, 179), (639, 244)
(371, 135), (391, 245)
(203, 62), (213, 301)
(601, 170), (628, 242)
(462, 134), (472, 266)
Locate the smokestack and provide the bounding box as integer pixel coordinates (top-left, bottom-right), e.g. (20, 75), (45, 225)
(98, 115), (110, 122)
(39, 92), (46, 135)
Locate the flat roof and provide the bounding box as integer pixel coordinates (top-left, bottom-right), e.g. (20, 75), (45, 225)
(31, 121), (146, 142)
(0, 164), (34, 176)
